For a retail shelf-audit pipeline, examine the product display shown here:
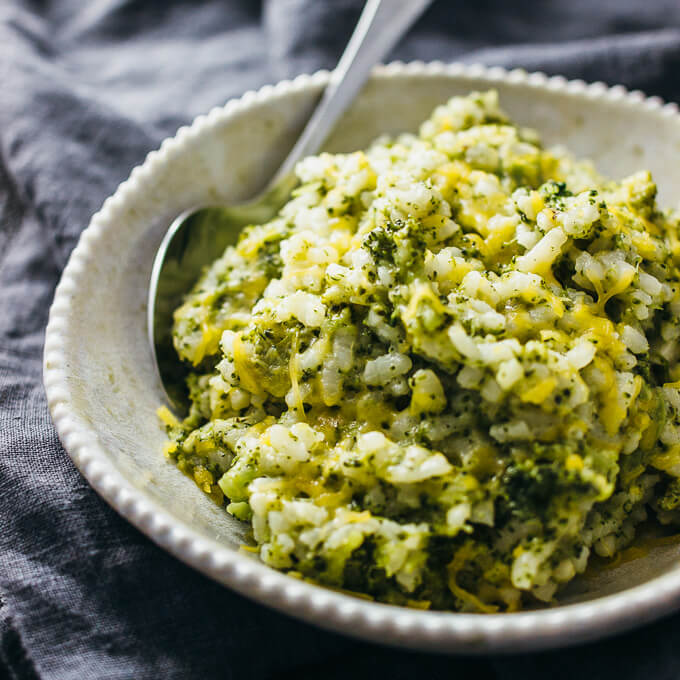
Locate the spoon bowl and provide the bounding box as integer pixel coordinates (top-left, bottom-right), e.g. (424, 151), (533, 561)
(147, 184), (294, 412)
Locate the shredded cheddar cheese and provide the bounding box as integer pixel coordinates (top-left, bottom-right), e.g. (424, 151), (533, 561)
(161, 91), (680, 613)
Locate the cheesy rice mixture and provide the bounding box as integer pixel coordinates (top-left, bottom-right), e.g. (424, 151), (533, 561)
(162, 91), (680, 611)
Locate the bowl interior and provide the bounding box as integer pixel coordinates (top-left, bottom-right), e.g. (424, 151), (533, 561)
(56, 70), (680, 608)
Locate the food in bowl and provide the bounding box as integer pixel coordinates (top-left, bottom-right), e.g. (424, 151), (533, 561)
(160, 90), (680, 612)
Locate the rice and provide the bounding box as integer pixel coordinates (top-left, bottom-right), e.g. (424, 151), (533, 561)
(163, 90), (680, 612)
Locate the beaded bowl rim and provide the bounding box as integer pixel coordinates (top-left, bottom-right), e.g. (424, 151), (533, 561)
(44, 61), (680, 653)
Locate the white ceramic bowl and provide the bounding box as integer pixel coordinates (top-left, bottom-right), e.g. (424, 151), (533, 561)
(44, 62), (680, 653)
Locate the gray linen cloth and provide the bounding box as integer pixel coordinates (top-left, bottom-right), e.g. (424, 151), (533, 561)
(1, 1), (680, 678)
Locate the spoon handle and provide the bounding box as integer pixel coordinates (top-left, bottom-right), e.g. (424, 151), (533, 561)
(268, 0), (434, 194)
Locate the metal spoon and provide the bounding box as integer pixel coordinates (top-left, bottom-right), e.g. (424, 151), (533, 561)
(148, 0), (433, 413)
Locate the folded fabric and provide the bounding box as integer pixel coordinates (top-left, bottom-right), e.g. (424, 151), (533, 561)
(1, 1), (679, 678)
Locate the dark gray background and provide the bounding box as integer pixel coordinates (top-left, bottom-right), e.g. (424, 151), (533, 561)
(1, 1), (680, 678)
